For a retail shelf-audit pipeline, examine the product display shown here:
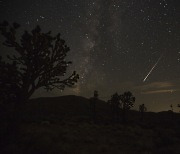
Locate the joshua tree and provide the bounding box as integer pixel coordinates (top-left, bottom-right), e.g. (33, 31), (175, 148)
(139, 104), (147, 121)
(0, 21), (79, 106)
(120, 91), (135, 123)
(108, 92), (120, 122)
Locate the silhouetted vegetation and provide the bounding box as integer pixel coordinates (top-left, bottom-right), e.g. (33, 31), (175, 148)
(108, 92), (120, 122)
(108, 91), (135, 123)
(90, 90), (98, 123)
(0, 21), (79, 106)
(120, 91), (135, 123)
(170, 104), (174, 120)
(139, 104), (147, 121)
(170, 104), (173, 112)
(0, 21), (79, 145)
(178, 104), (180, 112)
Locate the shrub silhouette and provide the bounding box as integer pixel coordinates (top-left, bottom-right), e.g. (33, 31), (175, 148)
(170, 104), (173, 112)
(0, 21), (79, 105)
(120, 91), (135, 123)
(178, 104), (180, 112)
(90, 90), (98, 123)
(170, 104), (174, 120)
(139, 104), (147, 121)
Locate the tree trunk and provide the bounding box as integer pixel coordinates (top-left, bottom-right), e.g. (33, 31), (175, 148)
(4, 95), (27, 145)
(141, 111), (144, 121)
(122, 109), (126, 124)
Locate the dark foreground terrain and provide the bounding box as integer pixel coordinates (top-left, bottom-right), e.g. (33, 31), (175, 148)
(0, 95), (180, 154)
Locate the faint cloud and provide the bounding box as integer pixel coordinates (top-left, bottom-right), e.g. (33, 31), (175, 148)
(135, 81), (174, 91)
(141, 89), (177, 95)
(133, 81), (179, 95)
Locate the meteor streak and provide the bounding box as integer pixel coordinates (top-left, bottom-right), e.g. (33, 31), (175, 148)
(143, 54), (163, 82)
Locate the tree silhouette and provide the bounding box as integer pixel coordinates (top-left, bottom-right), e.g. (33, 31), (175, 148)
(120, 91), (135, 123)
(139, 104), (147, 121)
(108, 92), (120, 122)
(90, 90), (99, 123)
(170, 104), (173, 112)
(0, 21), (79, 105)
(170, 104), (174, 120)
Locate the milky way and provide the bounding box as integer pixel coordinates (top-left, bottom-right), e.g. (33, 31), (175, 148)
(0, 0), (180, 112)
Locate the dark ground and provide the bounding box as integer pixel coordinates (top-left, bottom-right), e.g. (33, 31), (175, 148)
(0, 95), (180, 154)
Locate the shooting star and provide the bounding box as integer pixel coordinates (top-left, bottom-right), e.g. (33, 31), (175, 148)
(143, 54), (163, 82)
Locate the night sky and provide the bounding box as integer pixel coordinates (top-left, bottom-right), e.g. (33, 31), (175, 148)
(0, 0), (180, 112)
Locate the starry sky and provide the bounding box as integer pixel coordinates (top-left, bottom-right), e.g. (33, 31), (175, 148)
(0, 0), (180, 112)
